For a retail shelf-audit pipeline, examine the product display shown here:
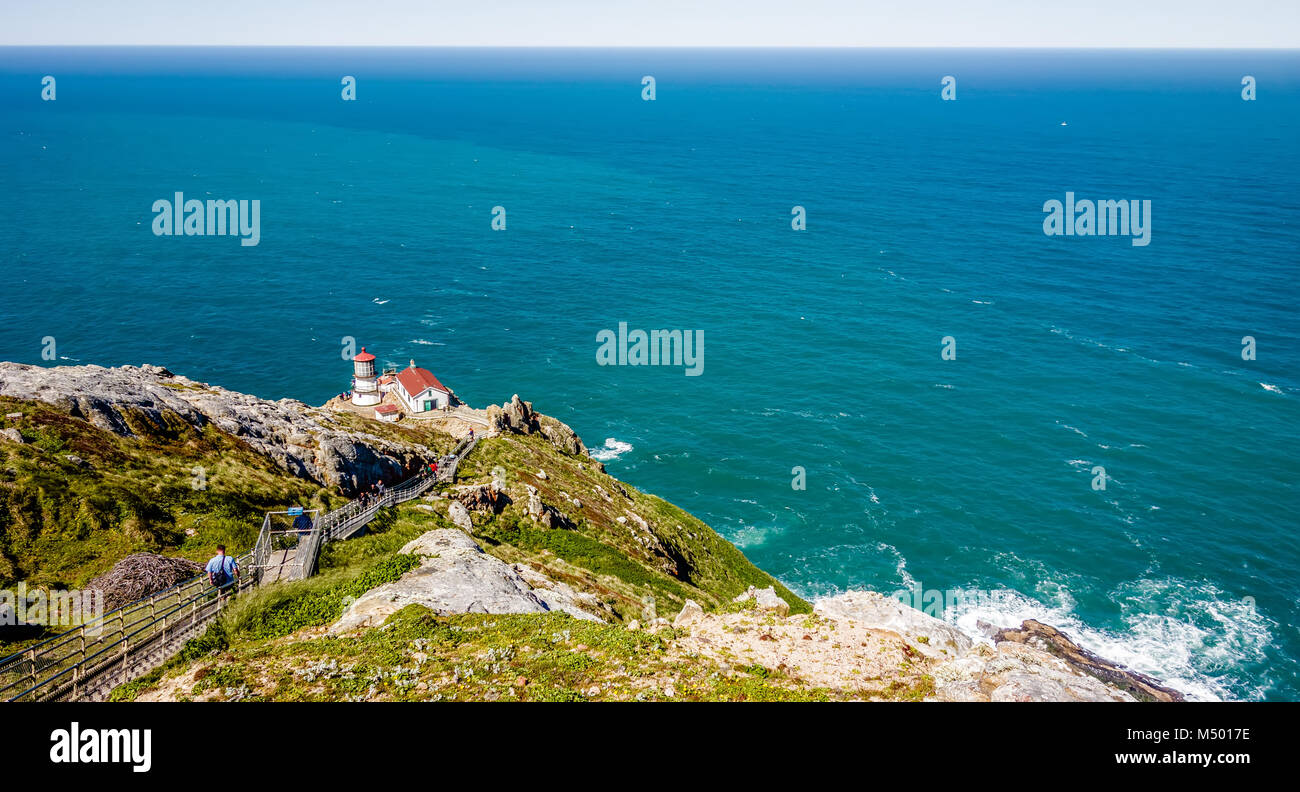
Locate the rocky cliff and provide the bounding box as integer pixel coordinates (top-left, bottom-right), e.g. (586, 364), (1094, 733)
(0, 361), (1180, 702)
(0, 362), (440, 496)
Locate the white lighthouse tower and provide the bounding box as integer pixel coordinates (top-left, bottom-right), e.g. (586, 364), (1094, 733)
(351, 346), (381, 406)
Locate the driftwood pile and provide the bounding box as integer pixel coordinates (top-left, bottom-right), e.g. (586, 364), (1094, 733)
(88, 553), (204, 612)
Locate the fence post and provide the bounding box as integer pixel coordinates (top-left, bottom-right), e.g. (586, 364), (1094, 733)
(119, 624), (129, 687)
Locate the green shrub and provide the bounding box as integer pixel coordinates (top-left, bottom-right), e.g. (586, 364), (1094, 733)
(223, 553), (421, 640)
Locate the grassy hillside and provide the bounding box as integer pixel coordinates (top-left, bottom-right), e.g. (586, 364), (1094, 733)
(0, 396), (470, 590)
(463, 434), (809, 620)
(113, 505), (830, 703)
(0, 397), (335, 589)
(3, 389), (814, 698)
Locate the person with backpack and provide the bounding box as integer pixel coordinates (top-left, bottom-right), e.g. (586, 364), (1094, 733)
(206, 545), (239, 598)
(292, 510), (313, 538)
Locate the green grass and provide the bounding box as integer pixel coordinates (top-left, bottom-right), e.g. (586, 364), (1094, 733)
(463, 433), (810, 617)
(0, 398), (337, 588)
(133, 605), (846, 702)
(219, 553), (422, 642)
(5, 390), (835, 702)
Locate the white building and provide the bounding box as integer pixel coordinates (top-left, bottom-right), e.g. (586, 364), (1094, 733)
(395, 360), (451, 414)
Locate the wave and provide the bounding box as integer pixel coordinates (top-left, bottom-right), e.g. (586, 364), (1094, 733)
(589, 437), (633, 462)
(1260, 382), (1283, 394)
(934, 578), (1276, 701)
(1056, 421), (1088, 438)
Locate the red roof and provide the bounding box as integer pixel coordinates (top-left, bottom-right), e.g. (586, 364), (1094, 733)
(374, 404), (400, 414)
(396, 365), (449, 396)
(353, 346), (375, 363)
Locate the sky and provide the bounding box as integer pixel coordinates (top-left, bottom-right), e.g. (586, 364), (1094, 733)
(0, 0), (1296, 48)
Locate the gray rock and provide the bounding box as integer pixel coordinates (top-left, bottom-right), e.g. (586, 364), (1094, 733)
(753, 587), (790, 616)
(931, 641), (1135, 702)
(815, 590), (973, 659)
(446, 500), (473, 531)
(0, 428), (22, 444)
(486, 394), (589, 457)
(522, 484), (572, 529)
(331, 529), (601, 632)
(989, 672), (1073, 702)
(732, 585), (791, 616)
(674, 599), (705, 626)
(0, 362), (433, 497)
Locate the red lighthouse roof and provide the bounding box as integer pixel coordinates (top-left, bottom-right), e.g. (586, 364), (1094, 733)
(353, 346), (376, 363)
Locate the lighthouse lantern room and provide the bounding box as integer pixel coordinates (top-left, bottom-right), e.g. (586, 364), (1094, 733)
(351, 346), (381, 406)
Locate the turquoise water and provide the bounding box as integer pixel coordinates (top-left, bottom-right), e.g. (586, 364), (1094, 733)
(1, 48), (1298, 700)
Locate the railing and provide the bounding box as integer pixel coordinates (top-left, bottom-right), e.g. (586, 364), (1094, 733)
(0, 435), (478, 702)
(0, 559), (254, 703)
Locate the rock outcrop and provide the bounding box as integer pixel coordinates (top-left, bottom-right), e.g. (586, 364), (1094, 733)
(522, 484), (574, 529)
(445, 500), (474, 532)
(815, 590), (973, 660)
(454, 483), (510, 514)
(733, 585), (792, 616)
(932, 640), (1135, 702)
(993, 619), (1185, 702)
(331, 529), (602, 632)
(0, 362), (436, 496)
(812, 592), (1167, 700)
(487, 394), (589, 458)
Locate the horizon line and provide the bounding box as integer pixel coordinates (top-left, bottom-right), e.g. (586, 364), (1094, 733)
(2, 44), (1298, 51)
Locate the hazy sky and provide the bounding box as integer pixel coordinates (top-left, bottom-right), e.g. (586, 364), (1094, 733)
(2, 0), (1297, 48)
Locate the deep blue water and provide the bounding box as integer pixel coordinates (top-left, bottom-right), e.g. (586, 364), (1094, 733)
(1, 48), (1297, 700)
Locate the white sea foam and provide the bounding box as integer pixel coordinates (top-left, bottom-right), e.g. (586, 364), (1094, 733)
(732, 523), (782, 548)
(934, 577), (1274, 701)
(1056, 420), (1088, 438)
(1260, 382), (1282, 394)
(589, 437), (633, 462)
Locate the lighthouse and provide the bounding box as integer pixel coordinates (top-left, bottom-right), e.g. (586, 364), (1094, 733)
(351, 346), (381, 406)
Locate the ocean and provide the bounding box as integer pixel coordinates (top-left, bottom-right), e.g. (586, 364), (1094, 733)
(1, 47), (1297, 700)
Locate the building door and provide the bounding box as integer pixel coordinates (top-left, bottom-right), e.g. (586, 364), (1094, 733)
(423, 400), (433, 411)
